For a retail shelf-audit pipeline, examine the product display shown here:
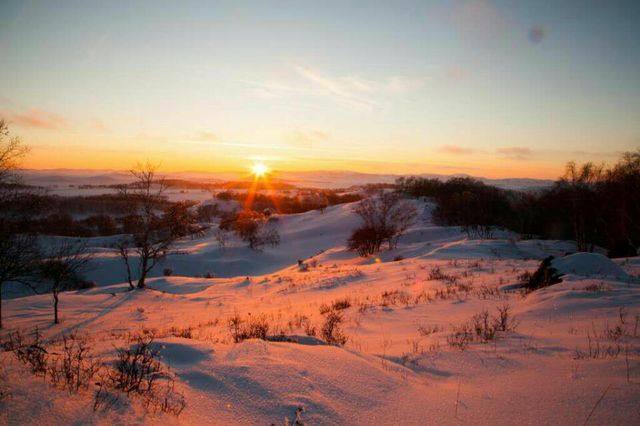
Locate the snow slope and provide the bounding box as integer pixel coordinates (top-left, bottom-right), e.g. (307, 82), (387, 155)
(2, 201), (640, 425)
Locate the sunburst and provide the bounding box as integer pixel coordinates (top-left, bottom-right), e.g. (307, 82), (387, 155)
(251, 162), (269, 177)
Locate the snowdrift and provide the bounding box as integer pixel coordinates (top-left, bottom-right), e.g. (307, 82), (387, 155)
(551, 252), (633, 281)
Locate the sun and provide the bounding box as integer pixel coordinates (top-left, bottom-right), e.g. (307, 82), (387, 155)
(251, 162), (269, 177)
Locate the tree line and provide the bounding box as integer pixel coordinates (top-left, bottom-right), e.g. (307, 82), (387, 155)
(396, 151), (640, 257)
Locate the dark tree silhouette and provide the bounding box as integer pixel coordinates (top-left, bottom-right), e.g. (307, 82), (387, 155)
(38, 241), (92, 324)
(0, 119), (40, 329)
(348, 191), (417, 256)
(117, 162), (184, 289)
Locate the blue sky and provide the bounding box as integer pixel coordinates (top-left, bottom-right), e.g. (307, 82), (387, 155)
(1, 0), (638, 177)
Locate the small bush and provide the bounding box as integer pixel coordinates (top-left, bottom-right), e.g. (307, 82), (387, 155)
(302, 318), (317, 337)
(320, 311), (348, 346)
(417, 324), (441, 337)
(447, 305), (518, 350)
(331, 298), (351, 311)
(228, 313), (270, 343)
(109, 334), (162, 394)
(97, 333), (186, 416)
(347, 226), (385, 256)
(494, 304), (517, 332)
(163, 268), (173, 277)
(428, 266), (459, 285)
(522, 256), (562, 292)
(446, 323), (474, 351)
(48, 333), (102, 393)
(471, 310), (496, 342)
(3, 329), (48, 376)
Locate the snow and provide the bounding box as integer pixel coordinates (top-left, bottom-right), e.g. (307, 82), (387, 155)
(552, 252), (633, 281)
(2, 200), (640, 424)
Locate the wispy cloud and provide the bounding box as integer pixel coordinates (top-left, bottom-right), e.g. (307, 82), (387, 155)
(293, 65), (379, 110)
(191, 131), (219, 142)
(286, 130), (329, 148)
(245, 65), (426, 111)
(2, 108), (68, 130)
(440, 144), (476, 155)
(497, 146), (532, 160)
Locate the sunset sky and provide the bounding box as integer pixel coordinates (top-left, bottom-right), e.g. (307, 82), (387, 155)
(1, 0), (638, 178)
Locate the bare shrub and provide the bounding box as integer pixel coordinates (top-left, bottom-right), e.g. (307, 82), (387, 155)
(108, 334), (162, 394)
(97, 333), (185, 415)
(574, 333), (622, 360)
(417, 324), (441, 337)
(428, 266), (459, 285)
(302, 318), (317, 337)
(471, 310), (496, 342)
(320, 311), (348, 346)
(144, 376), (186, 416)
(318, 303), (331, 315)
(476, 284), (503, 300)
(228, 312), (270, 343)
(494, 304), (517, 332)
(48, 333), (102, 393)
(331, 298), (351, 311)
(3, 328), (48, 375)
(380, 289), (412, 307)
(166, 326), (194, 339)
(163, 268), (173, 276)
(447, 323), (474, 351)
(447, 305), (518, 350)
(574, 308), (639, 360)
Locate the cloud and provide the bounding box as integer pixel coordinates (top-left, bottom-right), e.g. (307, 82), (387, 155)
(497, 147), (532, 160)
(292, 65), (426, 109)
(243, 64), (426, 112)
(440, 144), (476, 155)
(286, 130), (329, 148)
(2, 108), (68, 130)
(293, 65), (378, 109)
(191, 131), (219, 142)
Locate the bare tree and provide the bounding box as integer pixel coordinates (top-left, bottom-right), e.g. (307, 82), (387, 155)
(562, 161), (604, 252)
(0, 233), (40, 328)
(0, 119), (40, 329)
(117, 162), (177, 289)
(348, 191), (417, 256)
(0, 119), (29, 186)
(38, 241), (92, 324)
(228, 210), (280, 250)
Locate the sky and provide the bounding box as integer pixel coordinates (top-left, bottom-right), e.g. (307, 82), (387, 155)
(0, 0), (639, 178)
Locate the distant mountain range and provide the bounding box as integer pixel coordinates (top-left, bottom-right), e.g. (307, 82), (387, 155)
(19, 168), (554, 191)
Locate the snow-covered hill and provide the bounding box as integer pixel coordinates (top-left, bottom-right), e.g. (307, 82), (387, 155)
(2, 201), (639, 425)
